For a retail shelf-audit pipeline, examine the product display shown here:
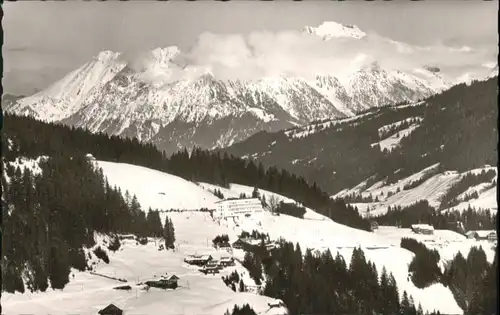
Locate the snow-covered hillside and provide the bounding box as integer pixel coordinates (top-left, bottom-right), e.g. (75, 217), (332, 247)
(1, 231), (287, 315)
(335, 165), (498, 217)
(4, 160), (490, 314)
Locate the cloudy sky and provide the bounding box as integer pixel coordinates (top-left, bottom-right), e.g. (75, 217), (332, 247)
(3, 0), (498, 95)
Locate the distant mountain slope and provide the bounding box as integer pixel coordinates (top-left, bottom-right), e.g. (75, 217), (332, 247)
(5, 22), (450, 153)
(222, 77), (498, 212)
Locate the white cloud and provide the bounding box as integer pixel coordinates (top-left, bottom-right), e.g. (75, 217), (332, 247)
(118, 24), (497, 85)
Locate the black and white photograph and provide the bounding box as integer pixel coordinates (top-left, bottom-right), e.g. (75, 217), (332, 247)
(1, 1), (498, 314)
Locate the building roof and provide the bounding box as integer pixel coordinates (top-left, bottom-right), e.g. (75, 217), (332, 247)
(163, 274), (179, 281)
(246, 239), (263, 246)
(215, 198), (261, 204)
(204, 265), (219, 270)
(472, 230), (496, 238)
(98, 303), (122, 314)
(186, 254), (212, 260)
(411, 224), (434, 230)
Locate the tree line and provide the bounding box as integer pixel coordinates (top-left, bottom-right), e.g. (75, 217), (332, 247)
(239, 239), (438, 315)
(400, 238), (442, 288)
(3, 113), (370, 231)
(442, 246), (497, 314)
(374, 200), (497, 234)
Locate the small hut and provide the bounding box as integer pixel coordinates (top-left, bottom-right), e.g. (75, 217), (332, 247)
(98, 304), (123, 315)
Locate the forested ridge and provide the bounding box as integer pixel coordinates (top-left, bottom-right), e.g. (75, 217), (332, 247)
(1, 154), (177, 293)
(373, 200), (497, 233)
(223, 77), (498, 196)
(238, 239), (460, 315)
(3, 113), (370, 231)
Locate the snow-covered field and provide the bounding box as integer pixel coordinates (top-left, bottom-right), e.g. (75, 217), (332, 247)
(4, 160), (496, 315)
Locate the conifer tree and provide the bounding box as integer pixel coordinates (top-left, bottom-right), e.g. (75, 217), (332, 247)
(163, 216), (176, 249)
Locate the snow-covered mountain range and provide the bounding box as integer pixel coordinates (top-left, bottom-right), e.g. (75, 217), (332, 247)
(6, 22), (457, 153)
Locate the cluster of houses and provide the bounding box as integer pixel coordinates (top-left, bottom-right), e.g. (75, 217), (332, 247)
(409, 223), (497, 242)
(232, 237), (278, 251)
(465, 230), (497, 242)
(184, 254), (236, 274)
(213, 235), (279, 252)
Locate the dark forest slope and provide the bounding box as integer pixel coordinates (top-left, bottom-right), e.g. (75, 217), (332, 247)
(223, 78), (498, 196)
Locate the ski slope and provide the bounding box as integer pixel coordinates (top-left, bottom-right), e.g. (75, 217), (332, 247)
(3, 160), (481, 315)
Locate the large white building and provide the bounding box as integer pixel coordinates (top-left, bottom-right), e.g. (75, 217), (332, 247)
(215, 198), (264, 218)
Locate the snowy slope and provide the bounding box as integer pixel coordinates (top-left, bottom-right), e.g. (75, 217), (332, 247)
(373, 124), (421, 152)
(96, 161), (220, 210)
(335, 165), (497, 217)
(98, 161), (465, 313)
(198, 183), (464, 314)
(1, 160), (287, 315)
(2, 161), (477, 314)
(9, 51), (126, 122)
(444, 186), (498, 213)
(1, 232), (287, 315)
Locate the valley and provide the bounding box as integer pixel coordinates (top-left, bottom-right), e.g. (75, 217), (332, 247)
(1, 157), (496, 314)
(2, 5), (498, 314)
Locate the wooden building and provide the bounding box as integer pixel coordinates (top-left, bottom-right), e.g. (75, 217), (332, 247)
(466, 230), (497, 241)
(201, 266), (220, 274)
(232, 238), (246, 249)
(184, 254), (213, 266)
(219, 257), (235, 267)
(145, 274), (179, 289)
(98, 304), (123, 315)
(411, 224), (434, 235)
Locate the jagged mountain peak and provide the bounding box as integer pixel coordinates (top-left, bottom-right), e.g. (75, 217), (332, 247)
(7, 41), (445, 153)
(303, 21), (367, 40)
(93, 50), (122, 63)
